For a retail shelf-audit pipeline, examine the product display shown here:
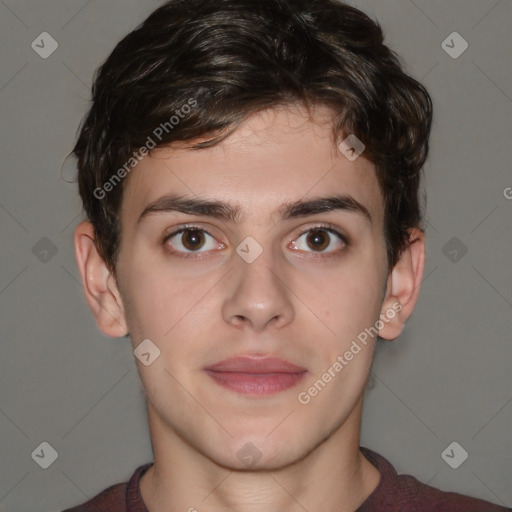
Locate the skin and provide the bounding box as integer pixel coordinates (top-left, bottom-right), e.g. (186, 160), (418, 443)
(74, 103), (425, 512)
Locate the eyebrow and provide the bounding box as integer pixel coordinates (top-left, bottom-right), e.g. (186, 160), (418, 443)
(137, 193), (372, 225)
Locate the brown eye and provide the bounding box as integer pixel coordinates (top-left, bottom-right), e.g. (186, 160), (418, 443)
(305, 229), (330, 251)
(291, 225), (347, 256)
(181, 229), (206, 251)
(163, 226), (224, 258)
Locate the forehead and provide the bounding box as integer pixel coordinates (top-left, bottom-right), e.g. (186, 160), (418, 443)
(120, 105), (384, 229)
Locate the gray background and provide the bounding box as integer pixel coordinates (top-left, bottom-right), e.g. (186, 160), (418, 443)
(0, 0), (511, 510)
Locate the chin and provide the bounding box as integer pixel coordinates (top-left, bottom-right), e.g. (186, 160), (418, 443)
(204, 432), (314, 472)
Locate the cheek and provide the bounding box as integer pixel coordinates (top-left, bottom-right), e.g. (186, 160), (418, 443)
(119, 263), (189, 341)
(120, 259), (224, 356)
(306, 260), (384, 333)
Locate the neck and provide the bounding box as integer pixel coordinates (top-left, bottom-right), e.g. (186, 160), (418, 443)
(140, 397), (380, 512)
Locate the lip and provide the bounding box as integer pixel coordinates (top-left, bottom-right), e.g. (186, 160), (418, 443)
(204, 356), (307, 396)
(205, 356), (306, 373)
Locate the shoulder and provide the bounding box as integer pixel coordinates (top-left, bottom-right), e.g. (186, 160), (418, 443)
(61, 463), (153, 512)
(392, 473), (510, 512)
(61, 483), (127, 512)
(360, 447), (511, 512)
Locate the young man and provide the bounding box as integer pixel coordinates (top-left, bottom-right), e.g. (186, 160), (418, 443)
(65, 0), (510, 510)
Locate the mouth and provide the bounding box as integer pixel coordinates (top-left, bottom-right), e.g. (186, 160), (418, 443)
(203, 356), (308, 396)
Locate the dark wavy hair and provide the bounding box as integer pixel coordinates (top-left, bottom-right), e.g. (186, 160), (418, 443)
(73, 0), (432, 277)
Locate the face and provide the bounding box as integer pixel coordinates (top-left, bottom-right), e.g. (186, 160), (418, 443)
(114, 104), (391, 470)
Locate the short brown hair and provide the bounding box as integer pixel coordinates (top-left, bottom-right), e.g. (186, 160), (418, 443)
(73, 0), (432, 276)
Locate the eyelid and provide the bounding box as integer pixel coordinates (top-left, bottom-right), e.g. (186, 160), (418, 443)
(162, 224), (225, 246)
(162, 222), (348, 258)
(162, 223), (218, 241)
(294, 222), (348, 243)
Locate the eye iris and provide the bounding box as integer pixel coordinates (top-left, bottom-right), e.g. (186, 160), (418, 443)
(307, 229), (329, 251)
(182, 229), (205, 251)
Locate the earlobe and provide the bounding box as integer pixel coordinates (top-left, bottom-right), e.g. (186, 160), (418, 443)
(378, 228), (426, 341)
(73, 220), (128, 338)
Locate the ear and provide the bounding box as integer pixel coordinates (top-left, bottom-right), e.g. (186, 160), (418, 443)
(73, 220), (128, 338)
(378, 228), (425, 341)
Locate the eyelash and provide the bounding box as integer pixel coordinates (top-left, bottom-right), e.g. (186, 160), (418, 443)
(162, 223), (349, 260)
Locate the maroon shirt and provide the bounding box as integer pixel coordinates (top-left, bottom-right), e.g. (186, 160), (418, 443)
(62, 447), (511, 511)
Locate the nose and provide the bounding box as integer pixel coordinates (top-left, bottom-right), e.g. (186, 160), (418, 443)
(221, 243), (295, 332)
